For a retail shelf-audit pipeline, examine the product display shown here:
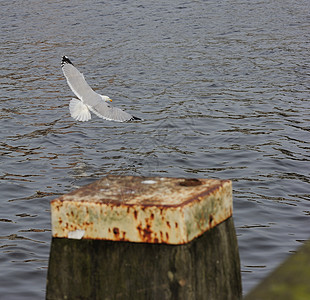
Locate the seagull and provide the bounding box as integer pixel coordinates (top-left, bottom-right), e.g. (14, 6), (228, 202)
(61, 56), (141, 122)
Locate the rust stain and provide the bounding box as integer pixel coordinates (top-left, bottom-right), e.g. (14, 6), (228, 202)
(113, 227), (119, 238)
(179, 178), (202, 187)
(137, 223), (153, 243)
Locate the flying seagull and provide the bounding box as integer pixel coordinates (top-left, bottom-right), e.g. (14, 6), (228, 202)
(61, 56), (141, 122)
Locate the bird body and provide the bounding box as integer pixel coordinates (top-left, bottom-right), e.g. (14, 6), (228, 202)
(61, 56), (141, 122)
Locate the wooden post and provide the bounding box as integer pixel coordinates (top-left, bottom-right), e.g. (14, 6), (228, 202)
(46, 176), (242, 299)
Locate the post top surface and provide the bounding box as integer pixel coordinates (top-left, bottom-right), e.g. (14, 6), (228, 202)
(52, 175), (230, 207)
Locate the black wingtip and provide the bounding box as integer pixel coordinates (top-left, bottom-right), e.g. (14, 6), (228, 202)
(61, 56), (73, 67)
(129, 116), (142, 121)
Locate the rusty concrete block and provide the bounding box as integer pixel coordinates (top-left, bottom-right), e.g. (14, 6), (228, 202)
(51, 176), (233, 244)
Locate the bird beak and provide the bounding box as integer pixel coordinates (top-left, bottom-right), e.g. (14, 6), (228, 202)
(109, 99), (112, 102)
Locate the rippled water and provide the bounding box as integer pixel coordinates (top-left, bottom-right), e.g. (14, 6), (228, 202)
(1, 0), (309, 298)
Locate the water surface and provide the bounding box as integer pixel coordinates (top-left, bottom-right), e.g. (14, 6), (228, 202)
(0, 0), (309, 298)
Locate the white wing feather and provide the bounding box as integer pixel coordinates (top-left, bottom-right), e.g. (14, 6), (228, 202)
(62, 60), (98, 102)
(89, 99), (136, 122)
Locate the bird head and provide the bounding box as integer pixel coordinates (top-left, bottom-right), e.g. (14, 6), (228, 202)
(101, 95), (112, 102)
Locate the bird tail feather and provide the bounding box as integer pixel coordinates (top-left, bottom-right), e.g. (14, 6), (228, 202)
(69, 98), (91, 122)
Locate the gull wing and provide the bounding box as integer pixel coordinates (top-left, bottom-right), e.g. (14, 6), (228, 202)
(88, 100), (138, 122)
(61, 56), (98, 102)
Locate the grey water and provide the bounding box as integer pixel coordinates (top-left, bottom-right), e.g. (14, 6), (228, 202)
(0, 0), (309, 298)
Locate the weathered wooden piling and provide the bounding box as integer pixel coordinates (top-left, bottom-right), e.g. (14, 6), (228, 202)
(46, 176), (242, 299)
